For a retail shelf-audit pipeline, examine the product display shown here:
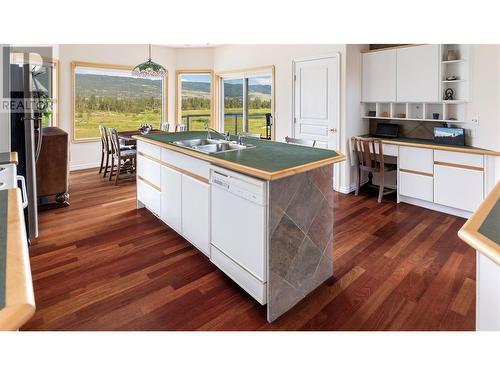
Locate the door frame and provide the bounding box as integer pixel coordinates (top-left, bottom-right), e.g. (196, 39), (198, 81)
(292, 53), (341, 190)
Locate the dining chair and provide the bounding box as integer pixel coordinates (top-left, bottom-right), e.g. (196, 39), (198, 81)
(175, 123), (188, 132)
(238, 131), (261, 138)
(352, 136), (397, 203)
(98, 124), (109, 175)
(160, 122), (170, 132)
(107, 128), (137, 186)
(285, 136), (316, 147)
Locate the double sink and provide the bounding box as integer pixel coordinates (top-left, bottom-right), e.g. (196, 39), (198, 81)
(172, 138), (256, 154)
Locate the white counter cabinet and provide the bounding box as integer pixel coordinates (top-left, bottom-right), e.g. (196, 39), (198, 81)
(181, 174), (210, 257)
(137, 140), (210, 257)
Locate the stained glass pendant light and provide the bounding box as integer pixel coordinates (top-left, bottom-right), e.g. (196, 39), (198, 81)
(132, 44), (166, 78)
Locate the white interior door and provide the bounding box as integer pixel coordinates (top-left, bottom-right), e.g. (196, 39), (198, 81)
(293, 54), (340, 190)
(293, 55), (340, 150)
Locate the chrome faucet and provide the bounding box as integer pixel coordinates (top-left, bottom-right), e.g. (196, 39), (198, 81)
(204, 124), (230, 141)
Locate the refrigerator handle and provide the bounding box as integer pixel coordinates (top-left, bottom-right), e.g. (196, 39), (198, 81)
(17, 175), (28, 209)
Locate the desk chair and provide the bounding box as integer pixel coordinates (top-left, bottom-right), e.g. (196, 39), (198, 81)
(353, 136), (397, 203)
(285, 136), (316, 147)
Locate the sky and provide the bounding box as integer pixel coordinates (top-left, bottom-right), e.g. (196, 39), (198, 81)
(75, 66), (162, 80)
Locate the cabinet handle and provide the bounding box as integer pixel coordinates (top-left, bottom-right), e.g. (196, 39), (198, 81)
(329, 128), (337, 133)
(0, 167), (5, 173)
(0, 182), (4, 188)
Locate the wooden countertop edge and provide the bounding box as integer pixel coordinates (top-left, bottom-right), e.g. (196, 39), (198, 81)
(0, 188), (35, 331)
(133, 136), (346, 180)
(458, 181), (500, 266)
(0, 152), (18, 165)
(351, 136), (500, 156)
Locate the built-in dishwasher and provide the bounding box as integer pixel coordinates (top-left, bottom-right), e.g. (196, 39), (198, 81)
(209, 166), (267, 304)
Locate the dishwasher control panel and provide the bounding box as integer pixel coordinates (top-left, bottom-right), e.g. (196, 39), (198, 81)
(210, 166), (266, 206)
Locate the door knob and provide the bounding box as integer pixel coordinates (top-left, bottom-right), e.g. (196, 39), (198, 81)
(329, 128), (337, 133)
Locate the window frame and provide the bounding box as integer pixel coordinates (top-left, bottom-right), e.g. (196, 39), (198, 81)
(175, 69), (214, 130)
(215, 65), (275, 140)
(71, 60), (168, 144)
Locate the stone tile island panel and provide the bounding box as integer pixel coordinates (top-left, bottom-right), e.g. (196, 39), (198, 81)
(267, 165), (334, 322)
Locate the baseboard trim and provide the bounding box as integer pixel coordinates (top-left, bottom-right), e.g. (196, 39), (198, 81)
(399, 195), (472, 219)
(70, 162), (100, 171)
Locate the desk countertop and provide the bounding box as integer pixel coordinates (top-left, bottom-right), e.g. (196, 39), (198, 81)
(459, 181), (500, 266)
(357, 135), (500, 156)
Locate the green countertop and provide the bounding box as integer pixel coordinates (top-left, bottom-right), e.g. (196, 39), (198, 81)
(0, 190), (7, 309)
(141, 131), (343, 174)
(478, 199), (500, 246)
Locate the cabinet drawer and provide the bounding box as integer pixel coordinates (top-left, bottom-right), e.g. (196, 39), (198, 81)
(0, 164), (16, 189)
(434, 150), (483, 168)
(210, 245), (266, 305)
(434, 164), (483, 212)
(399, 146), (434, 174)
(137, 140), (161, 160)
(161, 148), (209, 180)
(137, 178), (161, 216)
(399, 171), (433, 202)
(374, 143), (398, 157)
(137, 154), (161, 188)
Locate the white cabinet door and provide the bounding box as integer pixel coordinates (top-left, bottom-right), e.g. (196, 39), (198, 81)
(434, 164), (483, 212)
(160, 165), (182, 233)
(362, 50), (397, 102)
(397, 45), (440, 102)
(182, 175), (210, 257)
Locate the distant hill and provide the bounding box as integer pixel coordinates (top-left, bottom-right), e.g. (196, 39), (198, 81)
(75, 73), (271, 99)
(181, 81), (271, 98)
(75, 74), (162, 99)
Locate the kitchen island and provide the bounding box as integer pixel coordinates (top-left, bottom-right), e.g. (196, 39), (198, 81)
(459, 181), (500, 330)
(133, 131), (345, 322)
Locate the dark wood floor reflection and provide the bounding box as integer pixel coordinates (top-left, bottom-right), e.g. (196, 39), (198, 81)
(23, 169), (475, 330)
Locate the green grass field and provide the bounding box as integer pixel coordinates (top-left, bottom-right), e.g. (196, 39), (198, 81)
(75, 110), (162, 139)
(74, 107), (272, 139)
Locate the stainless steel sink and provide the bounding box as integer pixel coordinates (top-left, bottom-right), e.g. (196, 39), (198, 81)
(172, 138), (255, 154)
(173, 138), (221, 148)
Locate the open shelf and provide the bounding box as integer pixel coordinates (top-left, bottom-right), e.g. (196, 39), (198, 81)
(361, 100), (466, 123)
(362, 116), (461, 123)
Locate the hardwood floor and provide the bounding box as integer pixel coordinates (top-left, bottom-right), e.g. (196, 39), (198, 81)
(22, 169), (475, 330)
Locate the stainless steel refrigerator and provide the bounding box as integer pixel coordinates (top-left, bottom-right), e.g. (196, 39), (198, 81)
(9, 55), (41, 241)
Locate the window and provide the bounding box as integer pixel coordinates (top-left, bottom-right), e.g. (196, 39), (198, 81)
(72, 61), (166, 142)
(217, 67), (274, 139)
(176, 71), (213, 131)
(10, 53), (59, 127)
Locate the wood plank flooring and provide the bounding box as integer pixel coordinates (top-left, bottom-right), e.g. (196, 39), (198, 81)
(22, 168), (476, 330)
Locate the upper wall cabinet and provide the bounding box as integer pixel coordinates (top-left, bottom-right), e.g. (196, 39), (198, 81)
(362, 49), (397, 102)
(396, 45), (440, 102)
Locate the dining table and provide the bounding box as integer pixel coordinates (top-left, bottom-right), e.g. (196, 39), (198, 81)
(117, 129), (163, 146)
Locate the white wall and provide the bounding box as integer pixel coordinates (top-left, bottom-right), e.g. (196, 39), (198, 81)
(175, 48), (214, 70)
(58, 44), (177, 170)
